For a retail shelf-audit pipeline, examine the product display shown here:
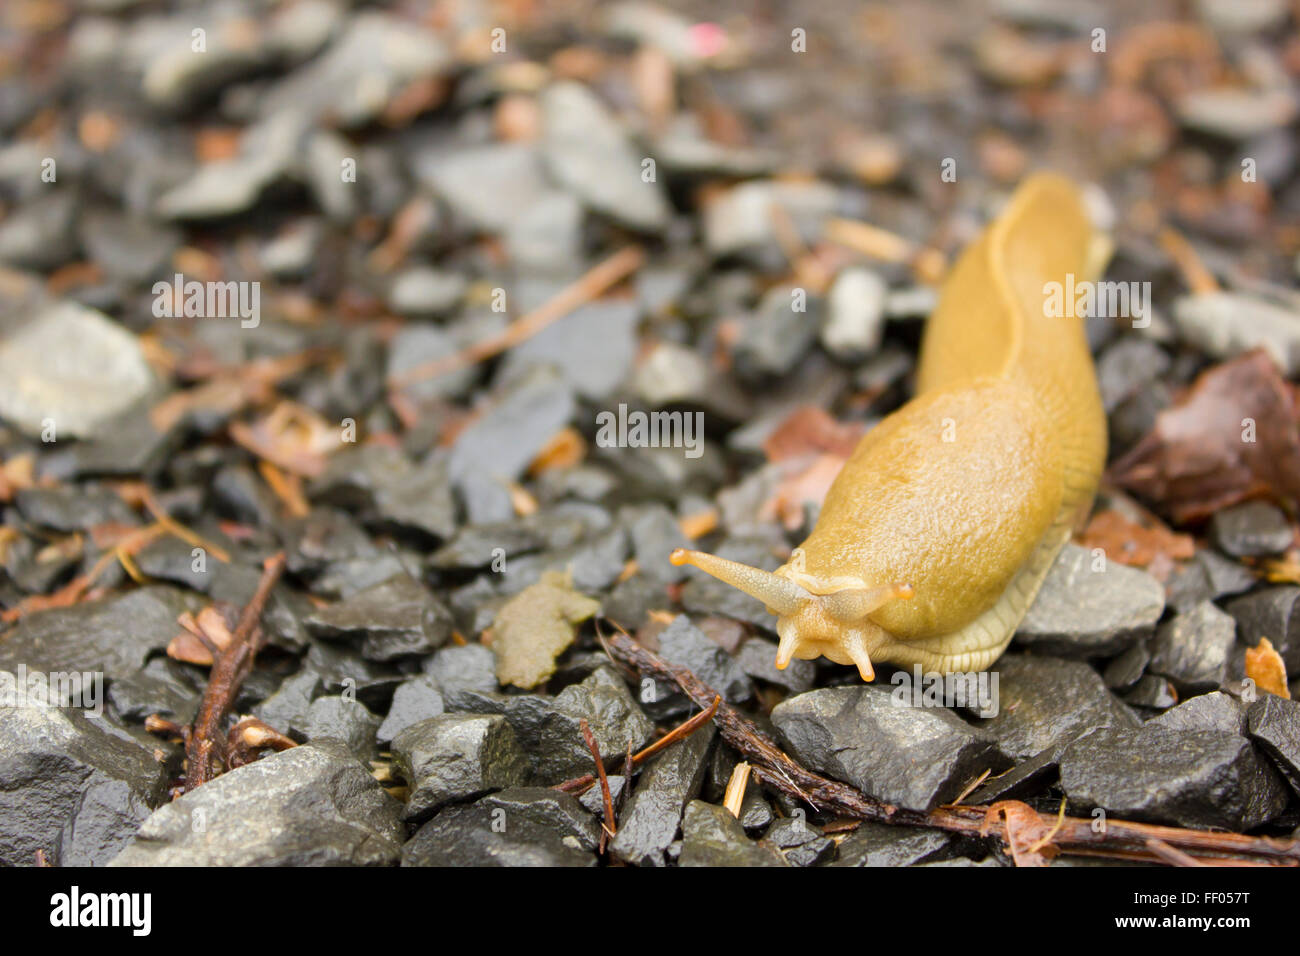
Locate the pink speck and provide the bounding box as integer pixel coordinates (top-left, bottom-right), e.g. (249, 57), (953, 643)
(689, 22), (726, 59)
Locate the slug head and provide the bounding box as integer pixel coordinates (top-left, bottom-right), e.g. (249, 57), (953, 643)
(669, 548), (913, 681)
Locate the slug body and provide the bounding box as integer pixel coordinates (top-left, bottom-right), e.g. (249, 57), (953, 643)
(672, 173), (1108, 679)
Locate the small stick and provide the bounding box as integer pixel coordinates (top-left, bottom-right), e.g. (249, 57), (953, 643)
(184, 552), (286, 791)
(602, 626), (1300, 867)
(1145, 838), (1207, 867)
(554, 695), (721, 794)
(580, 718), (616, 850)
(388, 246), (644, 389)
(723, 761), (752, 818)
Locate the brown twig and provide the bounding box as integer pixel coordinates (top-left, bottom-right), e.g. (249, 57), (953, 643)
(554, 694), (720, 794)
(387, 245), (644, 390)
(601, 626), (1300, 867)
(183, 552), (286, 792)
(580, 718), (616, 852)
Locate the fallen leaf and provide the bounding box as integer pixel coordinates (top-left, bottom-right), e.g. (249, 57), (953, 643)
(489, 571), (601, 689)
(1109, 350), (1300, 524)
(1078, 509), (1196, 568)
(1245, 637), (1291, 699)
(761, 453), (849, 531)
(167, 605), (238, 666)
(762, 406), (865, 463)
(981, 800), (1058, 867)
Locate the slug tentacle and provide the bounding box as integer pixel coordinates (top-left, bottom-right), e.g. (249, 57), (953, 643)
(669, 548), (810, 614)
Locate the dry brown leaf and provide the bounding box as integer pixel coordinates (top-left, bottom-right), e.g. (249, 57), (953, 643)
(762, 406), (865, 463)
(1245, 637), (1291, 699)
(761, 453), (849, 531)
(981, 800), (1059, 867)
(1109, 350), (1300, 525)
(1078, 509), (1196, 568)
(490, 571), (601, 689)
(167, 605), (238, 666)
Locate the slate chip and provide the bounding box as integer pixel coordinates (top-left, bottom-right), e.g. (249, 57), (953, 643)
(1059, 726), (1289, 830)
(392, 713), (530, 821)
(772, 685), (1009, 811)
(610, 725), (716, 867)
(306, 573), (453, 662)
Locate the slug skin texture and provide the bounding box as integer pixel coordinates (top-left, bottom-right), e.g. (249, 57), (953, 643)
(672, 173), (1107, 680)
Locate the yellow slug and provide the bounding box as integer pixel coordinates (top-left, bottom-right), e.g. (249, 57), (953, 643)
(671, 173), (1108, 680)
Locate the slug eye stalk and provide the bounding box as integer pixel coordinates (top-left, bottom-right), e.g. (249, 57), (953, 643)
(670, 548), (914, 682)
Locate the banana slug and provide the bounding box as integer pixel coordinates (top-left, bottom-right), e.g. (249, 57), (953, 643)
(671, 173), (1109, 680)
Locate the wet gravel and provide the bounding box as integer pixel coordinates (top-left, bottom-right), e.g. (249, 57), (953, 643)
(1, 0), (1299, 866)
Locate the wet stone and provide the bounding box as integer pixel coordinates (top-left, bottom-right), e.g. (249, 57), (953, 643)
(0, 704), (169, 866)
(610, 725), (716, 867)
(14, 484), (137, 532)
(1148, 691), (1248, 735)
(1103, 641), (1151, 690)
(423, 643), (499, 711)
(402, 795), (595, 867)
(737, 637), (816, 693)
(1148, 600), (1236, 694)
(111, 743), (404, 866)
(297, 696), (382, 764)
(305, 573), (453, 662)
(771, 685), (1009, 811)
(503, 667), (655, 782)
(1059, 726), (1289, 830)
(1165, 549), (1256, 614)
(766, 815), (835, 866)
(480, 787), (600, 852)
(392, 713), (530, 821)
(377, 675), (445, 743)
(578, 774), (627, 816)
(679, 800), (788, 867)
(654, 614), (754, 705)
(498, 299), (639, 401)
(1015, 544), (1166, 657)
(978, 654), (1140, 760)
(828, 822), (955, 867)
(1247, 695), (1300, 794)
(1224, 587), (1300, 672)
(1209, 501), (1293, 558)
(1123, 674), (1179, 710)
(0, 586), (200, 684)
(253, 669), (324, 736)
(738, 787), (774, 833)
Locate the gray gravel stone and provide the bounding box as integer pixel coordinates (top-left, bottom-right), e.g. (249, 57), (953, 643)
(655, 614), (754, 704)
(1247, 694), (1300, 793)
(387, 267), (467, 318)
(305, 573), (452, 661)
(1015, 543), (1166, 657)
(0, 704), (168, 866)
(0, 301), (155, 439)
(392, 713), (530, 821)
(377, 675), (445, 743)
(610, 725), (716, 866)
(766, 815), (835, 866)
(110, 743), (404, 866)
(736, 637), (816, 693)
(402, 795), (595, 867)
(828, 822), (954, 867)
(504, 667), (655, 782)
(1148, 600), (1236, 694)
(1059, 726), (1289, 830)
(1224, 587), (1300, 672)
(298, 695), (381, 764)
(540, 81), (670, 231)
(679, 800), (788, 866)
(1210, 501), (1293, 557)
(976, 653), (1139, 760)
(1147, 691), (1247, 734)
(771, 685), (1009, 811)
(0, 587), (199, 684)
